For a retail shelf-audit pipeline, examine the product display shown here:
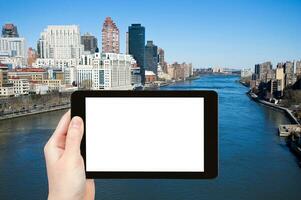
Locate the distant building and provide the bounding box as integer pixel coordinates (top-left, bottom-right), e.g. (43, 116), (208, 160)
(8, 78), (29, 95)
(102, 17), (119, 53)
(158, 48), (166, 73)
(145, 70), (156, 83)
(284, 61), (295, 86)
(0, 37), (27, 65)
(27, 47), (38, 66)
(144, 41), (158, 75)
(64, 66), (77, 85)
(81, 33), (98, 53)
(8, 68), (48, 81)
(126, 32), (129, 54)
(296, 60), (301, 77)
(36, 25), (84, 69)
(254, 62), (272, 82)
(276, 65), (285, 95)
(77, 52), (134, 90)
(40, 79), (62, 91)
(0, 63), (14, 97)
(0, 63), (9, 86)
(2, 24), (19, 38)
(241, 68), (252, 78)
(131, 66), (142, 88)
(167, 62), (192, 81)
(0, 85), (14, 97)
(128, 24), (145, 84)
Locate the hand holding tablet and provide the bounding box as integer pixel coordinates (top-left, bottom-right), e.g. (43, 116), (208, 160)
(71, 91), (218, 179)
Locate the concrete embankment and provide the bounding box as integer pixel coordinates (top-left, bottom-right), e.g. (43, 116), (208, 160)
(0, 104), (70, 121)
(247, 92), (300, 125)
(0, 92), (72, 121)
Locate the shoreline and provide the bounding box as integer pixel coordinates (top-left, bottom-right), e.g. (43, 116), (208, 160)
(247, 91), (299, 125)
(0, 104), (70, 121)
(239, 80), (300, 125)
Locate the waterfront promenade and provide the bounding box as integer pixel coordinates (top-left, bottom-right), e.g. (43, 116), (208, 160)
(247, 92), (300, 125)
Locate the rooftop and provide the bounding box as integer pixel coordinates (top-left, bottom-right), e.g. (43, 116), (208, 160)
(12, 68), (46, 72)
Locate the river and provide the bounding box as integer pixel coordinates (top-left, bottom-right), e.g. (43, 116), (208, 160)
(0, 75), (300, 200)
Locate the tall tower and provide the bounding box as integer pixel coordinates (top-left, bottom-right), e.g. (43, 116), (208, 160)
(2, 23), (19, 37)
(102, 17), (119, 53)
(128, 24), (145, 84)
(145, 41), (158, 75)
(81, 33), (98, 53)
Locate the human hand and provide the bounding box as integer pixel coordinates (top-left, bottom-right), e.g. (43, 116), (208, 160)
(44, 111), (95, 200)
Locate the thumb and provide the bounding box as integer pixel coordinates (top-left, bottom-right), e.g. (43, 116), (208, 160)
(65, 116), (84, 156)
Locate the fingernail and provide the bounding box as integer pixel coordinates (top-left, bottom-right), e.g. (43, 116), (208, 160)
(71, 117), (82, 129)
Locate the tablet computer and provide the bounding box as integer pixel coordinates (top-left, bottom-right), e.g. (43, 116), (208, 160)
(71, 90), (218, 179)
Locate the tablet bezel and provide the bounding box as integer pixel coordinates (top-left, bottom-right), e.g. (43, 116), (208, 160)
(71, 90), (218, 179)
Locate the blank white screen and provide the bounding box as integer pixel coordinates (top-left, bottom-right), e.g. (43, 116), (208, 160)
(85, 97), (204, 172)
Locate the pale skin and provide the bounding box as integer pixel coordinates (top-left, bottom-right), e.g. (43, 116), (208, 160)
(44, 111), (95, 200)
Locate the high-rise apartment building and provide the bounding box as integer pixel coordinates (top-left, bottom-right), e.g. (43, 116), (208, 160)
(276, 65), (285, 94)
(128, 24), (145, 84)
(0, 24), (26, 66)
(2, 24), (19, 37)
(36, 25), (83, 68)
(145, 41), (158, 75)
(102, 17), (119, 54)
(77, 52), (135, 90)
(81, 33), (98, 53)
(284, 61), (295, 86)
(0, 37), (26, 58)
(296, 60), (301, 77)
(254, 62), (272, 82)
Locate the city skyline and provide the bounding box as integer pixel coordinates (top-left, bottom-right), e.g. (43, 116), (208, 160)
(0, 0), (300, 68)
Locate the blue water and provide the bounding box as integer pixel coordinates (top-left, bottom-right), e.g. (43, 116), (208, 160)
(0, 75), (300, 200)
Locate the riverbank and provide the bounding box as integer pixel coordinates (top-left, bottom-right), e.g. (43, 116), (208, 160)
(0, 91), (72, 121)
(0, 103), (70, 121)
(247, 91), (300, 125)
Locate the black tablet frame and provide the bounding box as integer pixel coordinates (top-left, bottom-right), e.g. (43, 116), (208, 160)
(71, 90), (218, 179)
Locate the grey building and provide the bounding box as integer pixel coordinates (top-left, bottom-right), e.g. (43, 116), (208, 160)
(81, 33), (98, 53)
(145, 41), (158, 75)
(255, 62), (272, 82)
(128, 24), (145, 84)
(284, 61), (295, 86)
(158, 48), (166, 73)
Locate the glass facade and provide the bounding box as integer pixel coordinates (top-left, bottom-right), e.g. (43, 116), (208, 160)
(145, 41), (158, 75)
(128, 24), (145, 84)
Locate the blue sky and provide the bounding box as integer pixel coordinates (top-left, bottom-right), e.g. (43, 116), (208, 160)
(0, 0), (300, 68)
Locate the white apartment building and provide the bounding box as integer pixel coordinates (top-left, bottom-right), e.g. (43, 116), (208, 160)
(0, 37), (26, 65)
(0, 86), (14, 97)
(241, 68), (252, 78)
(77, 53), (134, 90)
(36, 25), (84, 69)
(8, 79), (29, 95)
(64, 66), (77, 85)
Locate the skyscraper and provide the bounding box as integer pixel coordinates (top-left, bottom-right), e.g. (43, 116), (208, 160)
(158, 48), (166, 73)
(102, 17), (119, 53)
(128, 24), (145, 84)
(81, 33), (98, 53)
(2, 24), (19, 38)
(145, 41), (158, 75)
